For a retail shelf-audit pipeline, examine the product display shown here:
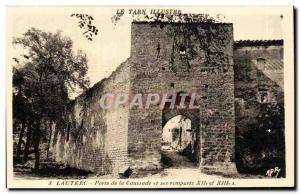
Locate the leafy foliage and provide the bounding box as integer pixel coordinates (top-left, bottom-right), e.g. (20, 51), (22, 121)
(12, 28), (90, 169)
(111, 11), (125, 26)
(71, 14), (99, 41)
(236, 103), (285, 177)
(111, 12), (225, 25)
(111, 12), (229, 72)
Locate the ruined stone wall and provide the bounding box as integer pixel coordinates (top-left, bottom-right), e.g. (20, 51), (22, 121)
(128, 22), (236, 175)
(52, 59), (131, 175)
(233, 44), (284, 135)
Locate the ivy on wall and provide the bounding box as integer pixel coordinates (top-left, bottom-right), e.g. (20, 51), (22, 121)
(111, 12), (231, 73)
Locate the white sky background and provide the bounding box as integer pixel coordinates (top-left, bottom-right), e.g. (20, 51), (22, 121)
(7, 7), (283, 98)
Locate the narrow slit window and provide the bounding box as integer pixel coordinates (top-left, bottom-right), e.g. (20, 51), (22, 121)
(257, 58), (266, 70)
(179, 46), (187, 56)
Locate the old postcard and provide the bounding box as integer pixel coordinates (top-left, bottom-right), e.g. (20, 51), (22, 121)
(6, 6), (294, 189)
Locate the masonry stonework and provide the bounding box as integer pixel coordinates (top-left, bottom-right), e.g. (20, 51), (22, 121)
(128, 22), (237, 175)
(52, 60), (131, 175)
(52, 22), (238, 176)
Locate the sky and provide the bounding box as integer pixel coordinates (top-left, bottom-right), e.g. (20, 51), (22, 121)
(7, 7), (285, 98)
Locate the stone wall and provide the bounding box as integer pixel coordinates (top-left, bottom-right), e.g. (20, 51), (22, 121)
(52, 59), (131, 176)
(52, 22), (238, 176)
(128, 22), (236, 175)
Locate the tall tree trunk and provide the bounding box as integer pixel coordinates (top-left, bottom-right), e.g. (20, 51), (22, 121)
(23, 123), (32, 163)
(33, 121), (41, 171)
(16, 122), (25, 163)
(46, 120), (52, 159)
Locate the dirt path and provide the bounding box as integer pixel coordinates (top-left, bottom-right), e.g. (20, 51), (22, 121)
(146, 167), (223, 179)
(146, 150), (223, 179)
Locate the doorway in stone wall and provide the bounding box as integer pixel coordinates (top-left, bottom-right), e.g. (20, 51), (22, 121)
(161, 114), (200, 168)
(161, 92), (200, 168)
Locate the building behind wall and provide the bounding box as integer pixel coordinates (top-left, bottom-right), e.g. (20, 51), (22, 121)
(233, 40), (285, 175)
(233, 40), (284, 135)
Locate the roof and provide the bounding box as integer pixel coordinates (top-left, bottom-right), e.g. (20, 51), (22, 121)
(253, 58), (283, 70)
(234, 40), (283, 47)
(265, 59), (284, 70)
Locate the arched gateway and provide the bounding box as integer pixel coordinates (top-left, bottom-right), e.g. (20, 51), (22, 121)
(53, 21), (237, 176)
(127, 22), (237, 175)
(161, 92), (200, 165)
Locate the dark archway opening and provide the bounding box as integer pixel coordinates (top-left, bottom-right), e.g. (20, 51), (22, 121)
(161, 92), (200, 168)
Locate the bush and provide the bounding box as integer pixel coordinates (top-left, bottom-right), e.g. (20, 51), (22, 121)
(236, 103), (285, 177)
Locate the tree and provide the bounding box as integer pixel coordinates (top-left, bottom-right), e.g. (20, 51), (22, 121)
(12, 28), (89, 170)
(71, 14), (99, 41)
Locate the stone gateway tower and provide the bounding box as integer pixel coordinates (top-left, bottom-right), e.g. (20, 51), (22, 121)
(52, 22), (237, 176)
